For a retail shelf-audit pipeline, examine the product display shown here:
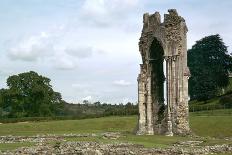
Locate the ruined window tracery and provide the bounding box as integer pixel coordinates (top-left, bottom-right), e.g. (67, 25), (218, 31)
(137, 9), (190, 136)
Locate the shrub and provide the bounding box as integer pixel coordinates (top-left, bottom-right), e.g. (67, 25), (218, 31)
(219, 94), (232, 108)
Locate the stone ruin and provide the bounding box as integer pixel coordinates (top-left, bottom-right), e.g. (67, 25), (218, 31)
(136, 9), (191, 136)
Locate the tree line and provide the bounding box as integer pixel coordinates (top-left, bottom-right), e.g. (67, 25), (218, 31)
(0, 71), (137, 118)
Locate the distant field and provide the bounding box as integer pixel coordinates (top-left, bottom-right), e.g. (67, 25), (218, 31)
(190, 109), (232, 116)
(0, 110), (231, 137)
(0, 116), (137, 136)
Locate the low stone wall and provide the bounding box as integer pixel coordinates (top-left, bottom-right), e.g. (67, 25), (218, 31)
(0, 133), (231, 155)
(1, 142), (231, 155)
(0, 133), (97, 144)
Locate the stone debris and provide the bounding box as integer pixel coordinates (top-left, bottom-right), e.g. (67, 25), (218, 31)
(102, 132), (121, 140)
(0, 141), (231, 155)
(174, 140), (204, 146)
(0, 135), (63, 144)
(0, 133), (97, 144)
(0, 133), (231, 155)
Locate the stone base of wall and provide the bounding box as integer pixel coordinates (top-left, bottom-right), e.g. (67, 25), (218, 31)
(3, 141), (232, 155)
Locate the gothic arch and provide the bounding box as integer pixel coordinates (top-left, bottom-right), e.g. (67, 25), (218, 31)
(137, 9), (190, 136)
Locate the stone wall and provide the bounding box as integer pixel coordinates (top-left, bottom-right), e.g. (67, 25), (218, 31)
(137, 9), (190, 136)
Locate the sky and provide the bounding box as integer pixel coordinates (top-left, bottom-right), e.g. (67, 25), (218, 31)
(0, 0), (231, 104)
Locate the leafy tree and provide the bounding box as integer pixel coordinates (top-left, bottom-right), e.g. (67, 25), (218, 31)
(93, 101), (101, 106)
(188, 34), (232, 101)
(0, 71), (63, 117)
(83, 100), (90, 105)
(0, 89), (11, 117)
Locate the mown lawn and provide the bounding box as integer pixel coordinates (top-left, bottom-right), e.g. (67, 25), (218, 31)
(0, 110), (231, 151)
(190, 115), (232, 138)
(0, 116), (137, 136)
(0, 112), (231, 138)
(190, 109), (232, 116)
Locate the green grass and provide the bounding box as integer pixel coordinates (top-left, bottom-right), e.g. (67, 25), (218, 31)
(65, 134), (188, 148)
(0, 114), (231, 138)
(189, 97), (220, 105)
(190, 109), (232, 116)
(64, 133), (232, 148)
(190, 115), (232, 138)
(119, 134), (187, 148)
(0, 116), (136, 136)
(0, 111), (231, 151)
(0, 142), (35, 151)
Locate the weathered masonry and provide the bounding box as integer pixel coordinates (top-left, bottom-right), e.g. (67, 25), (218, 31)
(137, 9), (190, 136)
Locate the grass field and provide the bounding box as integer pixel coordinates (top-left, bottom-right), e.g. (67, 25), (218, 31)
(190, 109), (232, 116)
(0, 110), (231, 151)
(0, 116), (136, 136)
(0, 142), (34, 152)
(0, 112), (231, 137)
(190, 115), (232, 138)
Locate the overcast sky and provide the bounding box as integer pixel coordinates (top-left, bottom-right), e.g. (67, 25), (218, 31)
(0, 0), (231, 104)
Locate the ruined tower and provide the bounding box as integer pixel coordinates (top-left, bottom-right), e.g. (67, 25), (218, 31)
(137, 9), (190, 136)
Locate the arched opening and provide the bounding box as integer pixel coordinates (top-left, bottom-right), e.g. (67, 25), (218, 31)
(149, 38), (165, 124)
(137, 10), (190, 136)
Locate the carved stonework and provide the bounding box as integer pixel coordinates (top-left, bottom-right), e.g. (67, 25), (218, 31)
(136, 9), (190, 136)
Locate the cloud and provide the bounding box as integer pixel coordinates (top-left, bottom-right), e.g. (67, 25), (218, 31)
(71, 83), (83, 88)
(6, 28), (104, 70)
(53, 46), (104, 70)
(6, 31), (79, 70)
(82, 0), (139, 15)
(1, 0), (232, 104)
(71, 83), (90, 89)
(113, 80), (132, 86)
(7, 32), (54, 61)
(65, 46), (93, 58)
(80, 0), (140, 27)
(53, 55), (76, 70)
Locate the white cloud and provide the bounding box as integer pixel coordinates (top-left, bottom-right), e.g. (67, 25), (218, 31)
(2, 0), (231, 104)
(6, 30), (79, 70)
(71, 83), (90, 89)
(8, 32), (54, 61)
(82, 0), (139, 14)
(80, 0), (140, 27)
(6, 27), (104, 70)
(71, 83), (83, 88)
(53, 45), (104, 70)
(65, 46), (93, 58)
(53, 56), (76, 70)
(113, 80), (132, 86)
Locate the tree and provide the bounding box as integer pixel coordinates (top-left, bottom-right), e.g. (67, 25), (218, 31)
(0, 89), (11, 117)
(188, 34), (232, 101)
(0, 71), (63, 117)
(93, 101), (101, 107)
